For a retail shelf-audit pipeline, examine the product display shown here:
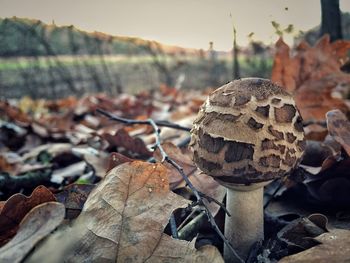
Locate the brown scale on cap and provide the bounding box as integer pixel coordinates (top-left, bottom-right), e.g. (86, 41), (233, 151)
(190, 78), (305, 184)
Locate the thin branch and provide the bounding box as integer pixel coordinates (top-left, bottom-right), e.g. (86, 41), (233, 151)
(199, 192), (231, 216)
(96, 108), (191, 132)
(97, 109), (244, 263)
(177, 207), (199, 231)
(178, 211), (206, 240)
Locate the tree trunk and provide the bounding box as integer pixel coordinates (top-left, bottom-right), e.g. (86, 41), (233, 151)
(320, 0), (343, 42)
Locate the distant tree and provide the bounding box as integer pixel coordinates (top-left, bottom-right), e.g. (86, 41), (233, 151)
(139, 41), (185, 87)
(232, 25), (240, 79)
(320, 0), (343, 41)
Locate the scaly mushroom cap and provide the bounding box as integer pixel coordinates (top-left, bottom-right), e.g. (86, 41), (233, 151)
(190, 78), (306, 185)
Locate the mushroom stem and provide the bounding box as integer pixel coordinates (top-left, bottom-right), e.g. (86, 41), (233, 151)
(224, 185), (264, 262)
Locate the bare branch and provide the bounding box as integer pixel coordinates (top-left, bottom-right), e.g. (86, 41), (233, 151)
(96, 108), (191, 132)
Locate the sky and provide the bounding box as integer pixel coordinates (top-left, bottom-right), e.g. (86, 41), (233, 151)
(1, 0), (350, 51)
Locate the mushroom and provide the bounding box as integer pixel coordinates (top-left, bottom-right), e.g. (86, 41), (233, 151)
(190, 78), (305, 262)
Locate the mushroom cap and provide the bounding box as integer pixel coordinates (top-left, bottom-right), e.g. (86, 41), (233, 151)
(190, 78), (306, 185)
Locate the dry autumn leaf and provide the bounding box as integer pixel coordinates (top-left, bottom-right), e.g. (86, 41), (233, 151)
(271, 35), (350, 121)
(107, 152), (133, 172)
(0, 185), (56, 246)
(0, 202), (65, 263)
(27, 161), (223, 262)
(279, 228), (350, 263)
(326, 109), (350, 156)
(102, 128), (152, 157)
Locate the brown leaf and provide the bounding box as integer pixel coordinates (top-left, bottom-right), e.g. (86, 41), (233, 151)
(279, 228), (350, 263)
(0, 202), (65, 263)
(304, 124), (328, 141)
(326, 109), (350, 156)
(102, 128), (152, 157)
(0, 185), (56, 246)
(55, 184), (95, 219)
(107, 152), (133, 172)
(278, 214), (328, 251)
(0, 101), (31, 126)
(0, 155), (17, 174)
(271, 36), (350, 121)
(28, 161), (223, 262)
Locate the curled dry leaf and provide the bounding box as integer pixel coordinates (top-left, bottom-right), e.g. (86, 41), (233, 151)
(107, 152), (133, 172)
(279, 228), (350, 263)
(326, 109), (350, 156)
(102, 128), (152, 157)
(27, 161), (223, 262)
(0, 202), (65, 263)
(0, 185), (56, 246)
(278, 213), (328, 251)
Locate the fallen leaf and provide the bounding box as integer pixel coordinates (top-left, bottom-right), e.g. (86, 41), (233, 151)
(21, 143), (72, 162)
(0, 202), (65, 263)
(0, 185), (56, 246)
(326, 109), (350, 156)
(107, 152), (133, 172)
(27, 161), (223, 262)
(102, 128), (152, 157)
(271, 36), (350, 121)
(279, 228), (350, 263)
(50, 161), (87, 184)
(278, 214), (328, 251)
(0, 101), (31, 125)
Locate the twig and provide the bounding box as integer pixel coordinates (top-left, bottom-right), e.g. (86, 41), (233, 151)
(96, 109), (191, 132)
(177, 208), (199, 231)
(97, 109), (244, 263)
(199, 192), (231, 216)
(178, 211), (206, 240)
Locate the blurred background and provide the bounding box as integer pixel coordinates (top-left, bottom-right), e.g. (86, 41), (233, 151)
(0, 0), (349, 99)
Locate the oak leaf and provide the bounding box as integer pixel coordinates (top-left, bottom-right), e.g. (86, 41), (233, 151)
(0, 185), (56, 246)
(27, 161), (223, 262)
(0, 202), (65, 263)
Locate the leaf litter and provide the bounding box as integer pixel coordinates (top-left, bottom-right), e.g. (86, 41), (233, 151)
(0, 35), (350, 262)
